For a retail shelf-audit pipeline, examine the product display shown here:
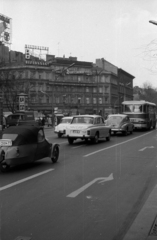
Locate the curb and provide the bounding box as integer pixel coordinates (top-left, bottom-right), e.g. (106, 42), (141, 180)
(123, 184), (157, 240)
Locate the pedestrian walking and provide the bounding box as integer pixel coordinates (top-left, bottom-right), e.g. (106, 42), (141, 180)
(2, 116), (6, 130)
(41, 117), (45, 126)
(47, 116), (52, 127)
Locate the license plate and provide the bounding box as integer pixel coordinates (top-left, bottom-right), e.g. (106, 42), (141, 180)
(73, 130), (80, 133)
(0, 139), (12, 147)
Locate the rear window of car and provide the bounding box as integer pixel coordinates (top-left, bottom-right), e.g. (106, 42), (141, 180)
(107, 116), (123, 124)
(61, 118), (72, 123)
(2, 134), (18, 141)
(72, 117), (93, 124)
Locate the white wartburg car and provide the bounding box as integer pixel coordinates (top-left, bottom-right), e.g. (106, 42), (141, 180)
(66, 115), (111, 144)
(54, 116), (73, 138)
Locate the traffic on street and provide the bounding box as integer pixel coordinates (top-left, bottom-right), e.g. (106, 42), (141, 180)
(0, 127), (157, 240)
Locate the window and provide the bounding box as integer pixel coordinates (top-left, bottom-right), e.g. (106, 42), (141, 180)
(105, 86), (109, 93)
(101, 76), (105, 83)
(86, 97), (90, 104)
(105, 97), (109, 103)
(78, 76), (81, 82)
(56, 97), (60, 104)
(25, 71), (29, 78)
(37, 130), (44, 142)
(100, 117), (104, 124)
(94, 118), (100, 124)
(124, 104), (143, 113)
(86, 87), (89, 93)
(99, 87), (103, 93)
(93, 98), (97, 104)
(46, 97), (49, 103)
(78, 98), (81, 104)
(93, 87), (97, 93)
(99, 98), (102, 104)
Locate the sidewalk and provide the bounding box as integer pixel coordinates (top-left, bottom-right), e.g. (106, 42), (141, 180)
(123, 183), (157, 240)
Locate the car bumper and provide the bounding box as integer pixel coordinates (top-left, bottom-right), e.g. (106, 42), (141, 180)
(54, 130), (66, 134)
(133, 123), (147, 128)
(111, 128), (125, 133)
(67, 134), (91, 139)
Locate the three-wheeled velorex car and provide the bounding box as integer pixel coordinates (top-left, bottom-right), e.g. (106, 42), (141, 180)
(0, 126), (59, 172)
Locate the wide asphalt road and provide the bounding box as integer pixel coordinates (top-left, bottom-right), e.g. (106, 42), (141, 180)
(0, 128), (157, 240)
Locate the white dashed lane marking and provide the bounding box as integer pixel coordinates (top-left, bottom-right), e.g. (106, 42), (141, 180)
(0, 169), (54, 192)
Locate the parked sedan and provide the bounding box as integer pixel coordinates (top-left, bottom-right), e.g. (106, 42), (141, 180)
(54, 116), (73, 138)
(66, 115), (111, 144)
(105, 114), (134, 135)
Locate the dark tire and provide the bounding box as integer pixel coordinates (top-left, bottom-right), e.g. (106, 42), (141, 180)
(130, 128), (133, 134)
(92, 132), (99, 144)
(68, 137), (74, 145)
(0, 162), (10, 173)
(51, 145), (59, 163)
(58, 133), (62, 138)
(85, 138), (88, 143)
(106, 132), (111, 141)
(123, 130), (127, 136)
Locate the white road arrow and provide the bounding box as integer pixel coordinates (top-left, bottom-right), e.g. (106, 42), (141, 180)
(139, 146), (155, 151)
(67, 173), (113, 198)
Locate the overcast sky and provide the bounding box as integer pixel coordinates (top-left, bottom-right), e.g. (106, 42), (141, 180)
(1, 0), (157, 88)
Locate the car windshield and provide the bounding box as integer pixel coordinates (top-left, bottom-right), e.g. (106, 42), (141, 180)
(61, 118), (72, 123)
(2, 134), (18, 141)
(71, 117), (93, 124)
(124, 104), (143, 113)
(106, 116), (123, 125)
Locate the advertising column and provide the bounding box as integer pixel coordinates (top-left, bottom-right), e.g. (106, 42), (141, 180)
(17, 93), (28, 111)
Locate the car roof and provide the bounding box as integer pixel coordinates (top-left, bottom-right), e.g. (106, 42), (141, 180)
(2, 126), (44, 145)
(108, 114), (127, 117)
(62, 116), (73, 119)
(72, 115), (101, 118)
(3, 126), (43, 138)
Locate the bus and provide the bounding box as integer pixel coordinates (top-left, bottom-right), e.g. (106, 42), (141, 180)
(121, 100), (156, 130)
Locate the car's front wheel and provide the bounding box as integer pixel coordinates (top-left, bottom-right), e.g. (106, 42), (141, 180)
(91, 132), (99, 144)
(51, 145), (59, 163)
(58, 132), (62, 138)
(106, 131), (111, 141)
(0, 162), (10, 173)
(123, 129), (128, 136)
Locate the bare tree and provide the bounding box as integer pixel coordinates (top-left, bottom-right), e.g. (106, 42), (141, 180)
(0, 70), (32, 113)
(140, 82), (157, 104)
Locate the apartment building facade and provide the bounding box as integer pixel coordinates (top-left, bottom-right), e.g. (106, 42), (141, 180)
(0, 47), (134, 117)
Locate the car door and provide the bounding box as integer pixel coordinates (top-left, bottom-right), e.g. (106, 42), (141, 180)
(127, 116), (133, 131)
(35, 129), (50, 161)
(95, 117), (104, 138)
(124, 116), (130, 131)
(100, 117), (108, 137)
(99, 117), (106, 137)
